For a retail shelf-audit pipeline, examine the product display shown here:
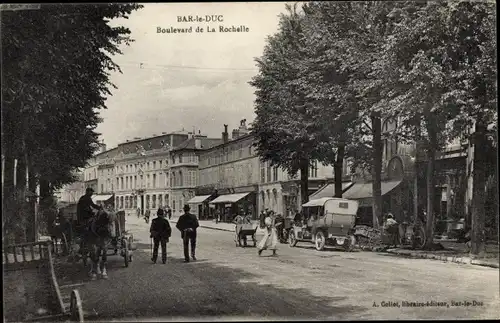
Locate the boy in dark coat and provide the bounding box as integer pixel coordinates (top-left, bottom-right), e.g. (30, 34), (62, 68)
(176, 204), (199, 263)
(150, 208), (172, 264)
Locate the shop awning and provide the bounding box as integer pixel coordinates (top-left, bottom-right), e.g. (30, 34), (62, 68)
(187, 195), (212, 204)
(309, 182), (353, 200)
(303, 197), (332, 207)
(210, 193), (250, 204)
(342, 180), (402, 200)
(92, 194), (114, 203)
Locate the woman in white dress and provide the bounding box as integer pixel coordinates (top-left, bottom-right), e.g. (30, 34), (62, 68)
(257, 213), (279, 256)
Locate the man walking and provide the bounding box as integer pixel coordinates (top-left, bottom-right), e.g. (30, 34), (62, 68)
(150, 208), (172, 264)
(176, 204), (199, 263)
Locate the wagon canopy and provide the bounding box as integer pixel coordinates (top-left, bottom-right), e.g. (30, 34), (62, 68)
(303, 197), (359, 215)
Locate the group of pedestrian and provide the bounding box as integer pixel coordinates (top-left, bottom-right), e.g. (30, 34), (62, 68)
(149, 204), (199, 264)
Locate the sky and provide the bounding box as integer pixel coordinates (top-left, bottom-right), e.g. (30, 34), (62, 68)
(96, 2), (294, 148)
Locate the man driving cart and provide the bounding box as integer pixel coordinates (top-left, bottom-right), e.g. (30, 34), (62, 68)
(76, 187), (103, 255)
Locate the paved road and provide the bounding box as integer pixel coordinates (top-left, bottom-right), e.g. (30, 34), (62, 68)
(55, 216), (500, 321)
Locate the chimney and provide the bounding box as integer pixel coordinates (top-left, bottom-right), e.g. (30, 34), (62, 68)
(232, 128), (240, 140)
(195, 138), (202, 149)
(100, 143), (107, 153)
(222, 124), (229, 143)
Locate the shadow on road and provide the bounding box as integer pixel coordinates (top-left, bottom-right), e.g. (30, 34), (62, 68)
(55, 249), (368, 320)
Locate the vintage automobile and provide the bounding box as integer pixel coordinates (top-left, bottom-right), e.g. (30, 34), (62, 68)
(289, 197), (359, 252)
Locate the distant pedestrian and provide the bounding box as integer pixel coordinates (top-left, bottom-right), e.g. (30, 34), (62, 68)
(136, 208), (141, 219)
(257, 214), (279, 256)
(215, 209), (221, 224)
(150, 208), (171, 264)
(176, 204), (199, 263)
(144, 209), (151, 224)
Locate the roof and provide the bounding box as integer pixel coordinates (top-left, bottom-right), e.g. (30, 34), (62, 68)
(171, 137), (223, 152)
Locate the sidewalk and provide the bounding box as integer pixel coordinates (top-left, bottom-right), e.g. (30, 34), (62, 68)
(169, 219), (266, 235)
(385, 240), (499, 268)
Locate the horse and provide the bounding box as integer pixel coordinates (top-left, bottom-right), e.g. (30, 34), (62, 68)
(85, 209), (113, 280)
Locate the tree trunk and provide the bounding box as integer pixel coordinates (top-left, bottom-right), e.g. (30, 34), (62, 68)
(334, 144), (345, 198)
(424, 116), (438, 249)
(470, 121), (487, 256)
(299, 158), (310, 205)
(424, 146), (436, 249)
(371, 112), (383, 229)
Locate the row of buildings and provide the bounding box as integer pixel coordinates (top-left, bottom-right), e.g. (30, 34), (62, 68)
(56, 118), (496, 227)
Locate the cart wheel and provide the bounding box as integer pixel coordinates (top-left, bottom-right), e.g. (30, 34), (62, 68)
(252, 234), (257, 247)
(70, 289), (84, 322)
(344, 235), (356, 252)
(124, 243), (129, 267)
(289, 231), (298, 247)
(315, 231), (326, 251)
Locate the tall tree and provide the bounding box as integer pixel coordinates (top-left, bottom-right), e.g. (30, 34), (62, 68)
(250, 4), (335, 205)
(377, 1), (496, 249)
(299, 1), (399, 227)
(1, 3), (142, 242)
(443, 0), (497, 255)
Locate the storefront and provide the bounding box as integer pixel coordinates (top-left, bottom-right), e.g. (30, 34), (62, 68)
(209, 191), (257, 222)
(187, 194), (214, 219)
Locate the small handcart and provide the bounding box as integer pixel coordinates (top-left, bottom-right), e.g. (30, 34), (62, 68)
(234, 222), (258, 247)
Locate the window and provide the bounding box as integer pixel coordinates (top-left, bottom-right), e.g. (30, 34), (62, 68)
(125, 196), (129, 209)
(147, 174), (150, 188)
(159, 160), (162, 169)
(260, 162), (265, 183)
(153, 174), (156, 188)
(179, 171), (183, 186)
(171, 173), (175, 187)
(126, 177), (129, 189)
(153, 161), (156, 169)
(140, 175), (143, 188)
(158, 195), (163, 208)
(147, 162), (150, 170)
(309, 161), (318, 178)
(134, 176), (137, 188)
(273, 167), (278, 182)
(121, 177), (124, 190)
(146, 195), (150, 209)
(152, 195), (156, 209)
(267, 163), (272, 182)
(173, 200), (176, 213)
(178, 154), (183, 164)
(165, 194), (169, 206)
(101, 184), (104, 193)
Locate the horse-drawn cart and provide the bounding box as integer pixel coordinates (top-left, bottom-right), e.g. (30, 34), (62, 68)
(58, 207), (134, 269)
(234, 222), (257, 247)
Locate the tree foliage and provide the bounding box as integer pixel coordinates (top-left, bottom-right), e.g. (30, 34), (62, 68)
(1, 3), (142, 241)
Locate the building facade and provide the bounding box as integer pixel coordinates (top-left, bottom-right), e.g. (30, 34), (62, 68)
(169, 135), (222, 217)
(112, 132), (190, 216)
(196, 120), (334, 221)
(55, 172), (86, 204)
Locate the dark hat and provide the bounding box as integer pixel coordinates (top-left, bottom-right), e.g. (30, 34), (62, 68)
(86, 187), (94, 194)
(157, 208), (165, 216)
(183, 204), (190, 212)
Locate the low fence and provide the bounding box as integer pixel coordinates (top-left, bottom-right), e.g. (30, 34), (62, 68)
(3, 240), (65, 320)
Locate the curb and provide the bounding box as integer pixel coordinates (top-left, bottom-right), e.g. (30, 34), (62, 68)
(169, 220), (233, 233)
(385, 249), (499, 268)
